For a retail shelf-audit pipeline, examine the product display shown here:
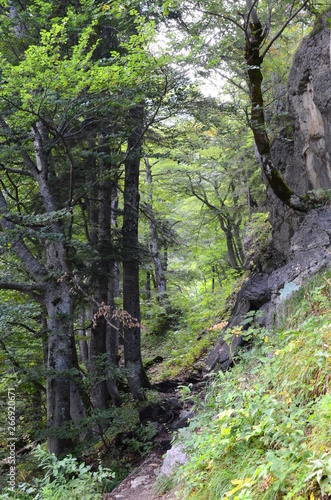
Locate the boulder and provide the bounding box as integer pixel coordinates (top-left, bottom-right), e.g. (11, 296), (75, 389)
(205, 207), (331, 371)
(160, 444), (188, 477)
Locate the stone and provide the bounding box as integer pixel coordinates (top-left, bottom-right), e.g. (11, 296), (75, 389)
(278, 281), (300, 301)
(131, 476), (149, 488)
(160, 444), (188, 477)
(205, 207), (331, 371)
(169, 410), (194, 431)
(269, 13), (331, 257)
(139, 398), (182, 425)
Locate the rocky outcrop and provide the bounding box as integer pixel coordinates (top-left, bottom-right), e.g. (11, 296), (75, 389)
(206, 206), (331, 372)
(288, 19), (331, 194)
(270, 14), (331, 256)
(160, 445), (188, 477)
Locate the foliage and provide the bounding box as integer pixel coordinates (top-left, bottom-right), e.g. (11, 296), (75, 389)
(1, 445), (114, 499)
(0, 0), (326, 496)
(166, 269), (331, 499)
(243, 213), (272, 270)
(142, 272), (240, 380)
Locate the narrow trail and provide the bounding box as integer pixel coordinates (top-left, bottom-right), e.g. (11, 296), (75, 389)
(104, 371), (207, 500)
(104, 451), (178, 500)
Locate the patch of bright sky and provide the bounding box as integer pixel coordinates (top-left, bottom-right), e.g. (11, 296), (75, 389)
(149, 18), (226, 99)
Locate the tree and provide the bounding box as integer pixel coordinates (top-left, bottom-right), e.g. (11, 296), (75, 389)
(165, 0), (318, 211)
(0, 0), (174, 454)
(145, 96), (263, 270)
(144, 157), (167, 296)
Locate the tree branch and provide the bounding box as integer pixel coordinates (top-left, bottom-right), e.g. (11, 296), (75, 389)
(0, 190), (47, 282)
(246, 0), (260, 26)
(198, 8), (245, 32)
(0, 281), (45, 302)
(261, 0), (310, 60)
(0, 164), (33, 177)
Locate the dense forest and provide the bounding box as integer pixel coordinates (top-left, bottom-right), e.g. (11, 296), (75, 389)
(1, 1), (331, 498)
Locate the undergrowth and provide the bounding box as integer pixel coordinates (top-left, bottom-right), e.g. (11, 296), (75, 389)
(142, 273), (241, 381)
(1, 446), (114, 499)
(166, 268), (331, 499)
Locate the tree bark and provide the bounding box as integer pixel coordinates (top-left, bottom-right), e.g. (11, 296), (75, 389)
(78, 307), (89, 368)
(45, 277), (75, 456)
(97, 138), (122, 407)
(145, 158), (166, 298)
(89, 315), (109, 410)
(106, 181), (122, 407)
(30, 120), (80, 455)
(123, 106), (150, 400)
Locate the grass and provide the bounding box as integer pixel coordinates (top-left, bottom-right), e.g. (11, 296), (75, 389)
(165, 268), (331, 499)
(141, 274), (242, 381)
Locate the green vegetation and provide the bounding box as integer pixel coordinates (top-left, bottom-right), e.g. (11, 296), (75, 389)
(166, 269), (331, 499)
(0, 1), (329, 498)
(142, 272), (239, 380)
(2, 446), (114, 499)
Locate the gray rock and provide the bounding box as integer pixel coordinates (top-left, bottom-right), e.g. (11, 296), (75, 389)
(160, 445), (188, 477)
(169, 410), (194, 431)
(205, 207), (331, 371)
(278, 281), (301, 301)
(130, 476), (149, 488)
(270, 13), (331, 257)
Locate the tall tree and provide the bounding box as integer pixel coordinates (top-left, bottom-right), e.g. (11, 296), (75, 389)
(0, 0), (172, 453)
(123, 106), (150, 400)
(144, 157), (167, 296)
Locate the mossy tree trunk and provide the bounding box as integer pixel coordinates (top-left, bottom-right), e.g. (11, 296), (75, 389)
(244, 0), (313, 213)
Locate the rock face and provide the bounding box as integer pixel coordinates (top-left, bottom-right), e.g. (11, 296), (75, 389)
(206, 17), (331, 371)
(160, 445), (188, 477)
(205, 207), (331, 372)
(288, 19), (331, 195)
(270, 14), (331, 256)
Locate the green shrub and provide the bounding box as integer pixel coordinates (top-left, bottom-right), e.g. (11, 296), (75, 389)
(1, 446), (114, 499)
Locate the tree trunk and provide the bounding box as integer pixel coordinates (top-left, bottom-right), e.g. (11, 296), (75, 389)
(217, 213), (241, 270)
(70, 382), (86, 423)
(233, 222), (245, 267)
(144, 158), (166, 298)
(106, 258), (122, 406)
(46, 278), (75, 456)
(244, 11), (313, 212)
(225, 227), (240, 270)
(89, 315), (109, 410)
(106, 180), (122, 406)
(31, 122), (85, 455)
(146, 271), (151, 301)
(123, 106), (150, 400)
(78, 307), (89, 368)
(88, 138), (123, 409)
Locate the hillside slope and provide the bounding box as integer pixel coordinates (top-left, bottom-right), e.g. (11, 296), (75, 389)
(164, 268), (331, 499)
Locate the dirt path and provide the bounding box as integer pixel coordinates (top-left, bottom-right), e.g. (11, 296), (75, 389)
(104, 370), (208, 500)
(104, 450), (179, 500)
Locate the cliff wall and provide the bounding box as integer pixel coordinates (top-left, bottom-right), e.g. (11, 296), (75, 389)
(270, 14), (331, 255)
(206, 15), (331, 371)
